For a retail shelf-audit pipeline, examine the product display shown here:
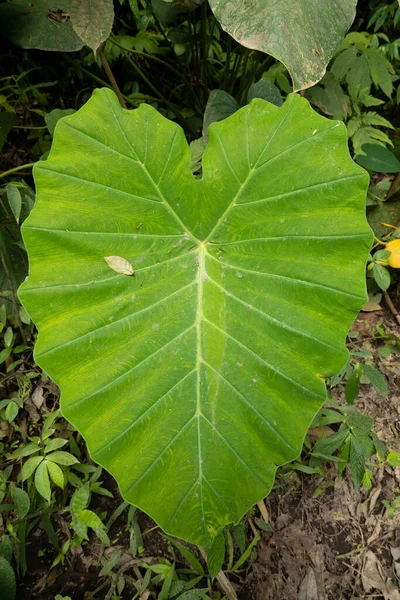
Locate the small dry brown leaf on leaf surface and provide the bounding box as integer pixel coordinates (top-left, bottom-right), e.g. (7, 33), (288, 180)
(104, 255), (134, 275)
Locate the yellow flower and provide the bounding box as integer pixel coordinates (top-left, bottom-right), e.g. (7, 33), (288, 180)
(386, 239), (400, 268)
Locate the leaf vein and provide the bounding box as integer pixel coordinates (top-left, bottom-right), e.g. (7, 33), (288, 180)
(123, 416), (196, 495)
(201, 414), (267, 487)
(206, 253), (365, 300)
(65, 324), (197, 410)
(37, 168), (161, 205)
(36, 281), (197, 358)
(209, 232), (369, 245)
(203, 317), (320, 398)
(93, 368), (197, 456)
(164, 478), (200, 529)
(26, 226), (187, 239)
(206, 275), (341, 352)
(202, 361), (296, 451)
(235, 174), (363, 206)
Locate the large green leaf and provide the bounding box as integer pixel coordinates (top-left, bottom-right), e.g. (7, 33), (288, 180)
(208, 0), (358, 91)
(19, 89), (371, 546)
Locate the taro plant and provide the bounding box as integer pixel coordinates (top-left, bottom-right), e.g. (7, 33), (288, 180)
(18, 87), (372, 546)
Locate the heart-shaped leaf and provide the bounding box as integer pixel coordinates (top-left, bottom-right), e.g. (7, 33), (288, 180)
(19, 88), (371, 546)
(208, 0), (358, 91)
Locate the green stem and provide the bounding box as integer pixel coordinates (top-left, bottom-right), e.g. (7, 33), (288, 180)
(224, 35), (232, 90)
(122, 52), (185, 125)
(238, 49), (250, 104)
(168, 83), (185, 103)
(227, 48), (242, 94)
(254, 55), (274, 82)
(152, 12), (171, 47)
(98, 44), (127, 108)
(67, 61), (146, 108)
(0, 163), (35, 179)
(109, 37), (201, 111)
(73, 64), (114, 88)
(201, 1), (208, 92)
(12, 125), (47, 130)
(388, 171), (400, 198)
(189, 11), (200, 89)
(0, 293), (14, 303)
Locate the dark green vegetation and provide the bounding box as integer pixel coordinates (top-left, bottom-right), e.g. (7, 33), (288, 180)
(1, 0), (400, 598)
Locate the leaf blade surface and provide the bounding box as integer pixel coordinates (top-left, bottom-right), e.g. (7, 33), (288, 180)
(20, 89), (371, 545)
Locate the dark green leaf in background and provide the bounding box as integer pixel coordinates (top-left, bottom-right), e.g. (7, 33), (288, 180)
(0, 536), (13, 564)
(356, 144), (400, 173)
(207, 531), (225, 578)
(362, 364), (388, 398)
(0, 1), (84, 52)
(202, 90), (239, 143)
(9, 485), (30, 519)
(0, 112), (16, 153)
(306, 72), (350, 120)
(0, 184), (34, 315)
(371, 263), (391, 292)
(45, 109), (77, 137)
(0, 555), (16, 600)
(247, 80), (283, 106)
(349, 435), (365, 488)
(345, 363), (362, 404)
(152, 0), (203, 26)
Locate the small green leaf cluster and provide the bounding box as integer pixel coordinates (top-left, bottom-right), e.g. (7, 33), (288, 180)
(368, 1), (400, 34)
(292, 344), (392, 490)
(0, 399), (114, 578)
(205, 525), (260, 578)
(382, 488), (400, 518)
(308, 400), (386, 490)
(0, 370), (37, 424)
(307, 31), (396, 155)
(372, 321), (400, 358)
(382, 452), (400, 518)
(368, 249), (392, 291)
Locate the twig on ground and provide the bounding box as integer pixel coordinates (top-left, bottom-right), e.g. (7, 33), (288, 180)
(257, 499), (269, 524)
(383, 290), (400, 325)
(387, 172), (400, 198)
(248, 517), (257, 535)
